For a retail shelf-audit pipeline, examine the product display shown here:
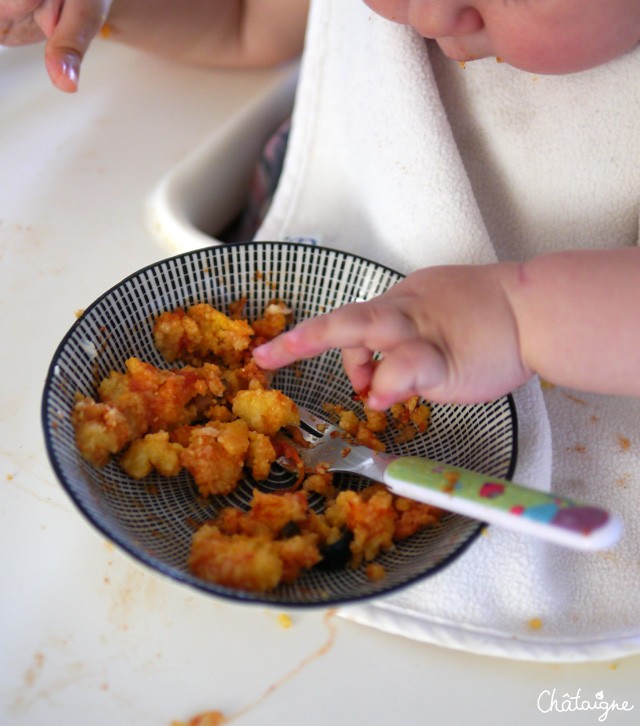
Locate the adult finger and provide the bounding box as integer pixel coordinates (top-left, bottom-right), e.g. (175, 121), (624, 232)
(0, 0), (41, 17)
(0, 2), (45, 45)
(43, 0), (109, 91)
(33, 0), (61, 37)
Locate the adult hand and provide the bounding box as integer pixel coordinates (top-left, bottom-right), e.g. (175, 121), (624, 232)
(0, 0), (112, 91)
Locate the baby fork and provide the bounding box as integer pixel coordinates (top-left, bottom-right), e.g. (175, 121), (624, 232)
(280, 406), (622, 551)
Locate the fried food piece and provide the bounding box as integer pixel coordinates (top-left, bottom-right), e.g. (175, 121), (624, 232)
(364, 406), (388, 434)
(232, 388), (300, 435)
(221, 359), (271, 396)
(390, 396), (432, 442)
(72, 396), (131, 467)
(120, 431), (183, 478)
(99, 358), (224, 434)
(330, 406), (359, 436)
(215, 490), (309, 538)
(73, 357), (225, 466)
(246, 431), (277, 481)
(189, 526), (284, 592)
(276, 534), (322, 584)
(180, 420), (250, 496)
(248, 489), (309, 534)
(251, 300), (291, 341)
(408, 402), (431, 433)
(322, 403), (387, 453)
(302, 471), (337, 499)
(365, 562), (386, 581)
(325, 487), (397, 567)
(354, 424), (386, 453)
(153, 303), (254, 366)
(393, 496), (443, 540)
(189, 490), (321, 591)
(188, 483), (441, 591)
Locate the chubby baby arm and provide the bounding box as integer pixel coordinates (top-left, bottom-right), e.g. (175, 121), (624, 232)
(254, 263), (532, 408)
(255, 248), (640, 406)
(504, 247), (640, 398)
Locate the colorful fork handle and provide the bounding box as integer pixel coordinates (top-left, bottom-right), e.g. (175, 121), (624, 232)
(383, 457), (622, 551)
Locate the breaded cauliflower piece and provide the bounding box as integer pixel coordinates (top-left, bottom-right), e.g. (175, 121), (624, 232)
(214, 490), (308, 538)
(189, 526), (284, 592)
(221, 359), (271, 396)
(72, 396), (131, 467)
(275, 534), (322, 584)
(153, 303), (254, 366)
(188, 490), (321, 591)
(364, 406), (388, 434)
(390, 396), (432, 442)
(302, 471), (337, 499)
(231, 388), (299, 435)
(179, 420), (250, 496)
(99, 358), (224, 435)
(250, 300), (291, 341)
(246, 431), (277, 481)
(392, 496), (443, 540)
(247, 489), (309, 535)
(322, 403), (386, 452)
(120, 431), (183, 479)
(73, 357), (226, 467)
(325, 487), (397, 567)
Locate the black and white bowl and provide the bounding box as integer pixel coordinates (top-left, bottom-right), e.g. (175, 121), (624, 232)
(42, 242), (517, 606)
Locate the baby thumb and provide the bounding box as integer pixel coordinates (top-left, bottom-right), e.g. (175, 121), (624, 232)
(366, 340), (448, 410)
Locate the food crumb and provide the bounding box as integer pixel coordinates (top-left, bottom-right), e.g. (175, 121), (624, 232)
(74, 309), (85, 319)
(278, 613), (293, 629)
(616, 473), (630, 489)
(99, 22), (113, 39)
(618, 436), (631, 452)
(528, 617), (543, 630)
(365, 562), (386, 581)
(539, 379), (555, 390)
(563, 392), (588, 406)
(567, 444), (586, 454)
(171, 711), (226, 726)
(442, 470), (459, 493)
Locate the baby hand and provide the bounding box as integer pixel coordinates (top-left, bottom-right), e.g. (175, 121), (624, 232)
(0, 0), (112, 91)
(253, 263), (532, 409)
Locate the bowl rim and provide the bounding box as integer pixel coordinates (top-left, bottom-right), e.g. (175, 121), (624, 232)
(41, 240), (519, 607)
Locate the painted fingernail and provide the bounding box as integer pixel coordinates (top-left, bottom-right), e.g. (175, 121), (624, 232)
(61, 54), (80, 89)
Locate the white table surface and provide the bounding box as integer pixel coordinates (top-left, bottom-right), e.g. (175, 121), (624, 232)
(1, 41), (639, 726)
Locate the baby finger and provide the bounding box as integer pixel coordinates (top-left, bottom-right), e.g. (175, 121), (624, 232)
(367, 339), (447, 410)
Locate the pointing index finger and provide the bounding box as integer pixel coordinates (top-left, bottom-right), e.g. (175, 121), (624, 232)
(252, 300), (417, 370)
